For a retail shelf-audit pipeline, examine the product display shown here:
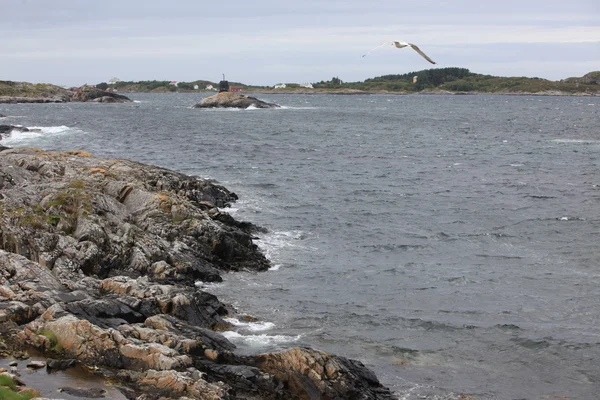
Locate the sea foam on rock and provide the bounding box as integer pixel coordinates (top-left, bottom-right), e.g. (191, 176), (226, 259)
(0, 148), (394, 399)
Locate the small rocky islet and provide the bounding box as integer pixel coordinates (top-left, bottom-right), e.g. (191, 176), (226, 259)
(194, 92), (280, 109)
(0, 147), (394, 399)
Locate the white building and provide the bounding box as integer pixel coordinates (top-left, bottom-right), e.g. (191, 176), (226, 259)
(273, 83), (286, 89)
(300, 83), (314, 89)
(194, 85), (199, 90)
(205, 84), (216, 91)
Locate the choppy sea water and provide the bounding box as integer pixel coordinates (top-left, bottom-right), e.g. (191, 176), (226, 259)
(2, 93), (599, 400)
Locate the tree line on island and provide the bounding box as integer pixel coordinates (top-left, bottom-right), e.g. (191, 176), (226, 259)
(92, 68), (599, 95)
(2, 69), (599, 99)
(314, 68), (599, 93)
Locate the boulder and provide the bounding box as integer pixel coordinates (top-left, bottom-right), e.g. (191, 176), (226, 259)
(194, 92), (279, 109)
(255, 347), (394, 400)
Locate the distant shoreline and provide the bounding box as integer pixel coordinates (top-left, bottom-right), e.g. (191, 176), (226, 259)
(242, 89), (598, 96)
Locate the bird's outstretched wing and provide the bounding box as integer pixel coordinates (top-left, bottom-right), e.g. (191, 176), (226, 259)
(362, 41), (392, 57)
(407, 43), (436, 64)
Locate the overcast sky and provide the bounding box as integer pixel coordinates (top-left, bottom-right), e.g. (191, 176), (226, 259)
(1, 0), (599, 86)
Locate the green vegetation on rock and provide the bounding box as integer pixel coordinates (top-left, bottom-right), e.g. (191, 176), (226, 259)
(311, 68), (599, 94)
(0, 80), (70, 98)
(0, 375), (37, 400)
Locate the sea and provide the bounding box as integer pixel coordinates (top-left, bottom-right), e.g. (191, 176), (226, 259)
(1, 93), (599, 400)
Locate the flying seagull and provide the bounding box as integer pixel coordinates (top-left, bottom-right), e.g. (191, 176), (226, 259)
(362, 41), (437, 64)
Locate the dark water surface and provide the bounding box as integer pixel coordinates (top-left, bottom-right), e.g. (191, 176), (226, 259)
(2, 93), (599, 399)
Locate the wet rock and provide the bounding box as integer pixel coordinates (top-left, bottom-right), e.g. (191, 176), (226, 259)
(26, 360), (46, 369)
(59, 387), (107, 398)
(46, 358), (77, 370)
(194, 92), (280, 109)
(255, 347), (395, 400)
(0, 125), (29, 134)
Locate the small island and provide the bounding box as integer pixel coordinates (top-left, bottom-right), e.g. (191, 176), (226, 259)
(194, 91), (280, 109)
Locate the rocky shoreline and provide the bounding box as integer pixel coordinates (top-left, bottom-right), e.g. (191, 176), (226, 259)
(0, 148), (394, 399)
(0, 82), (132, 104)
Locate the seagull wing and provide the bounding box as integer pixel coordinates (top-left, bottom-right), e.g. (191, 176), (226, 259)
(392, 41), (409, 49)
(407, 43), (437, 64)
(362, 41), (392, 57)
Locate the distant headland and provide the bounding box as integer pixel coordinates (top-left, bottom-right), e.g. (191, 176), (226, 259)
(2, 69), (599, 101)
(0, 82), (132, 104)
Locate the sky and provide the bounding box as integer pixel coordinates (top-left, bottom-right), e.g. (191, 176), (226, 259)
(1, 0), (599, 87)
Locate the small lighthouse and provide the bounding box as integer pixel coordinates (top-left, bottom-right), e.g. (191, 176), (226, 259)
(218, 73), (229, 93)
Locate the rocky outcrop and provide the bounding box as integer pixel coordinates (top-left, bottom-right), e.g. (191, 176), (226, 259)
(71, 86), (132, 103)
(0, 81), (132, 103)
(194, 92), (280, 109)
(0, 81), (72, 104)
(0, 96), (69, 104)
(0, 125), (29, 134)
(0, 148), (394, 400)
(0, 125), (42, 141)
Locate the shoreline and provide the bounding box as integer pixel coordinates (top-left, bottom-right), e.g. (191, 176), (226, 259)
(0, 147), (397, 400)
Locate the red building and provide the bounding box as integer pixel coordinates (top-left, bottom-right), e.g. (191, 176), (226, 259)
(229, 86), (243, 93)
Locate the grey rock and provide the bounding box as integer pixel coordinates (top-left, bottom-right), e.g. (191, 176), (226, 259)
(72, 87), (132, 103)
(194, 92), (280, 109)
(46, 358), (77, 370)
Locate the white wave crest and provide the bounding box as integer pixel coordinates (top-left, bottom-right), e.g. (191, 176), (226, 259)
(224, 317), (275, 332)
(255, 230), (309, 261)
(551, 139), (600, 144)
(1, 125), (81, 147)
(221, 331), (301, 347)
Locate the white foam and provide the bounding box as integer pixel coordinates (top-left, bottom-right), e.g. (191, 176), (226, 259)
(194, 281), (223, 290)
(224, 317), (275, 332)
(1, 125), (81, 147)
(277, 106), (318, 110)
(221, 331), (301, 347)
(255, 230), (309, 261)
(29, 125), (73, 134)
(551, 139), (600, 144)
(269, 264), (282, 271)
(218, 206), (239, 215)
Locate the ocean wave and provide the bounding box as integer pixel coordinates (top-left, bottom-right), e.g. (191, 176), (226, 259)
(224, 317), (275, 332)
(1, 125), (82, 147)
(221, 331), (301, 347)
(255, 229), (311, 262)
(551, 139), (600, 144)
